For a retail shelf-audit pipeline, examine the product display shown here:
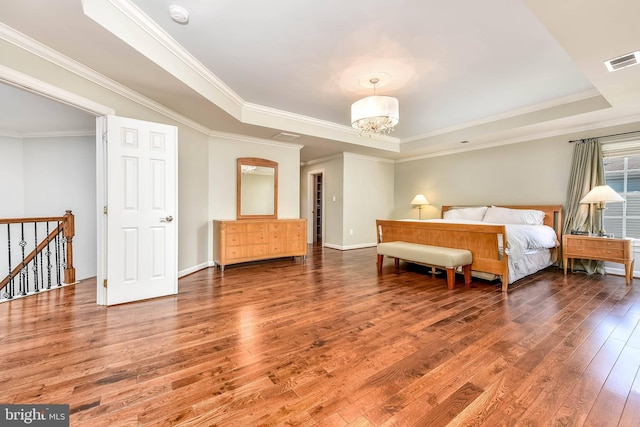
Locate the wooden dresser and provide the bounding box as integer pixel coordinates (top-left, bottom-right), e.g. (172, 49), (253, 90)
(563, 234), (634, 285)
(213, 219), (307, 271)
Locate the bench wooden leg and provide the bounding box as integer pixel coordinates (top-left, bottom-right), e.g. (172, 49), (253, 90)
(446, 267), (455, 289)
(394, 258), (399, 272)
(377, 254), (383, 273)
(463, 264), (471, 286)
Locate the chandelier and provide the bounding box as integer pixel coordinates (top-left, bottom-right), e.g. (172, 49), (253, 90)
(351, 77), (399, 137)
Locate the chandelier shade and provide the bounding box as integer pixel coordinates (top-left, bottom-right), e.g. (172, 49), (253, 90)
(351, 95), (399, 136)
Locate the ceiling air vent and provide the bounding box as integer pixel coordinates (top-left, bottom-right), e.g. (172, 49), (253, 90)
(273, 132), (300, 141)
(604, 51), (640, 72)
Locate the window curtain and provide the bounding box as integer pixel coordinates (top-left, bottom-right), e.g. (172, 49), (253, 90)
(562, 138), (604, 273)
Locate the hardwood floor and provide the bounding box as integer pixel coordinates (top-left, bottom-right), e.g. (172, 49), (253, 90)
(1, 245), (639, 426)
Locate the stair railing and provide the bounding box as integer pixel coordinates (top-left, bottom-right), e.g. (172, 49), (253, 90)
(0, 210), (75, 302)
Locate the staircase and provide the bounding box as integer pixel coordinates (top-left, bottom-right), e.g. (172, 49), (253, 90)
(0, 210), (75, 303)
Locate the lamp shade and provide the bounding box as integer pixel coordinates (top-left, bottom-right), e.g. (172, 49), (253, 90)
(580, 185), (625, 206)
(351, 95), (399, 135)
(410, 194), (429, 205)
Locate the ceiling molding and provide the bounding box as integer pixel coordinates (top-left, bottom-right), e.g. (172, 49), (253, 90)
(102, 0), (244, 112)
(0, 129), (96, 138)
(0, 21), (211, 135)
(401, 88), (605, 144)
(396, 111), (640, 163)
(83, 0), (402, 152)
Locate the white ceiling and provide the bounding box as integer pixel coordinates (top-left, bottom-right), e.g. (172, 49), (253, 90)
(1, 0), (640, 161)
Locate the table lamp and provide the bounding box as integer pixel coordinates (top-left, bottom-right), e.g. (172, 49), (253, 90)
(579, 185), (625, 236)
(410, 194), (429, 220)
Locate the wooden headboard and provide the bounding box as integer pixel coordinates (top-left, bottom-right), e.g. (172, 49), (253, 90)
(441, 205), (563, 243)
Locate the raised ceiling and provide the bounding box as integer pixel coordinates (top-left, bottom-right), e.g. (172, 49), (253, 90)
(1, 0), (640, 161)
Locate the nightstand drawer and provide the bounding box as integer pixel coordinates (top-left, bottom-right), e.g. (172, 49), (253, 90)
(565, 245), (625, 259)
(567, 238), (625, 250)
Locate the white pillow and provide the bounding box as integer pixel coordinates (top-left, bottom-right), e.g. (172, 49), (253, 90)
(482, 206), (545, 225)
(443, 206), (488, 221)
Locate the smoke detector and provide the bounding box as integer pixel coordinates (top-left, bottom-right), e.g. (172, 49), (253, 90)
(604, 51), (640, 72)
(169, 5), (189, 24)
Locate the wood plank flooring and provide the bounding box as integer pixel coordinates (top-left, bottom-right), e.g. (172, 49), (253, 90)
(1, 244), (640, 426)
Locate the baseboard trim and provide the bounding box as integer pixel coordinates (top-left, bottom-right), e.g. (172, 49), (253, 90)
(323, 242), (377, 251)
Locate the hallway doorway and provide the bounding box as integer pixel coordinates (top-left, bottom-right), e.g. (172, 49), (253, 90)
(312, 172), (323, 243)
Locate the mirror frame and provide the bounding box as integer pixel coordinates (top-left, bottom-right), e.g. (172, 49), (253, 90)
(237, 157), (278, 220)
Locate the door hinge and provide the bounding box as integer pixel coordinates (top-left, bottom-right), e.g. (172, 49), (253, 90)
(103, 279), (107, 288)
(103, 206), (108, 215)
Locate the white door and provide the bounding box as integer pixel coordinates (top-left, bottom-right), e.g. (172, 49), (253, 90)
(101, 115), (178, 305)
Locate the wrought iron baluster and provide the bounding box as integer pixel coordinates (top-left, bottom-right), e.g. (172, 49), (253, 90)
(61, 232), (67, 284)
(33, 222), (40, 293)
(46, 222), (52, 290)
(55, 222), (62, 286)
(5, 223), (13, 299)
(19, 223), (27, 296)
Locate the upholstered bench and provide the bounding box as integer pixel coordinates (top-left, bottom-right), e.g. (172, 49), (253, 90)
(377, 241), (472, 289)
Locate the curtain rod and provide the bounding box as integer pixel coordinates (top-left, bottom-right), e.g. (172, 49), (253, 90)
(568, 130), (640, 143)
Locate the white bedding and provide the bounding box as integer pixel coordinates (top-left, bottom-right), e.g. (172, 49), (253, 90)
(410, 219), (559, 283)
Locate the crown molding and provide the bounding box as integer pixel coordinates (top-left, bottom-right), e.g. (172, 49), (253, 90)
(396, 110), (640, 163)
(401, 89), (604, 144)
(342, 151), (395, 163)
(0, 22), (211, 135)
(104, 0), (244, 109)
(0, 129), (96, 139)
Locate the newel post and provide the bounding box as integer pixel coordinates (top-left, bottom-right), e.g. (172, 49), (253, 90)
(63, 210), (76, 284)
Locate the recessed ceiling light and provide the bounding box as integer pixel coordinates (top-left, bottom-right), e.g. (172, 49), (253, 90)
(169, 5), (189, 24)
(604, 51), (640, 72)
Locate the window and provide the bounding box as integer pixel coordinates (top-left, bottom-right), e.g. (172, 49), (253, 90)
(603, 142), (640, 239)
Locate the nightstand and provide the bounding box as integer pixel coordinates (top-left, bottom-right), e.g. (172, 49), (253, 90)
(563, 234), (634, 285)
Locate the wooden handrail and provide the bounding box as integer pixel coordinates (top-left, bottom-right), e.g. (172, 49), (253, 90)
(0, 216), (68, 224)
(0, 211), (75, 294)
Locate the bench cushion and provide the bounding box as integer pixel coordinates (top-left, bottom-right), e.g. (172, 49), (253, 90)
(377, 241), (471, 268)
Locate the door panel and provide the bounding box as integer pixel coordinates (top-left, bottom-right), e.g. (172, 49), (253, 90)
(104, 115), (177, 305)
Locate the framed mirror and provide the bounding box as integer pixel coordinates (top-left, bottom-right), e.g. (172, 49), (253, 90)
(237, 157), (278, 219)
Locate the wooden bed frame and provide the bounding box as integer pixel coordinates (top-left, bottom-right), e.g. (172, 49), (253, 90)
(376, 205), (562, 292)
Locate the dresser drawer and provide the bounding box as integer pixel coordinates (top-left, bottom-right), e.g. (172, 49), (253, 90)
(269, 222), (286, 232)
(287, 221), (305, 232)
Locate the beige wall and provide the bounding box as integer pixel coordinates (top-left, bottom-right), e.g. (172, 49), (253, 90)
(393, 136), (574, 219)
(301, 153), (394, 249)
(343, 154), (395, 247)
(301, 156), (344, 247)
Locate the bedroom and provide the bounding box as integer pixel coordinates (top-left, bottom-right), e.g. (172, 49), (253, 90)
(2, 0), (640, 278)
(1, 0), (640, 424)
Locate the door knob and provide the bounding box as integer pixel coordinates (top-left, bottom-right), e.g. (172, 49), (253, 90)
(160, 215), (174, 222)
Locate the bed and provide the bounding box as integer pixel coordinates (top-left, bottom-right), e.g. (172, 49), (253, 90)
(376, 205), (562, 291)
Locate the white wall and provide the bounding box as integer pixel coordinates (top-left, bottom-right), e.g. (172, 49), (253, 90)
(0, 136), (24, 217)
(23, 136), (96, 280)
